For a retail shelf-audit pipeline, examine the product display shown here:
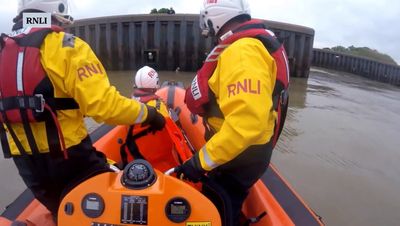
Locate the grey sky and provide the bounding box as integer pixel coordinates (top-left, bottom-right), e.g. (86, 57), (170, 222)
(0, 0), (399, 64)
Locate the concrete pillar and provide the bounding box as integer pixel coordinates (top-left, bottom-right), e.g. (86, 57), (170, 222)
(141, 21), (148, 49)
(105, 23), (112, 69)
(105, 23), (111, 55)
(117, 22), (123, 70)
(179, 20), (187, 70)
(343, 55), (349, 71)
(84, 25), (90, 44)
(312, 50), (317, 66)
(166, 21), (174, 71)
(94, 24), (101, 56)
(311, 49), (317, 65)
(288, 33), (296, 59)
(358, 58), (361, 75)
(373, 62), (379, 80)
(128, 22), (136, 69)
(154, 21), (161, 50)
(193, 22), (200, 71)
(396, 68), (400, 85)
(341, 54), (346, 70)
(326, 52), (332, 68)
(365, 60), (371, 78)
(294, 35), (305, 76)
(390, 66), (396, 84)
(378, 64), (383, 81)
(140, 21), (148, 66)
(384, 66), (390, 83)
(325, 52), (330, 68)
(75, 26), (81, 38)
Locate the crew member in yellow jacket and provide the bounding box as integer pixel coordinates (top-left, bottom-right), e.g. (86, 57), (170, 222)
(0, 0), (165, 218)
(179, 0), (289, 225)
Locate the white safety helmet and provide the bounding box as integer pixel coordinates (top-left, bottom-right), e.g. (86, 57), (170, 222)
(200, 0), (251, 37)
(17, 0), (73, 25)
(134, 66), (160, 89)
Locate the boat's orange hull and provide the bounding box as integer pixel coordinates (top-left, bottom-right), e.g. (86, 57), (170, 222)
(0, 83), (323, 226)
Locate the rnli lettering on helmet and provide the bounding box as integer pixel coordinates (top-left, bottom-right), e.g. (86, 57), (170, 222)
(191, 75), (202, 100)
(77, 63), (104, 81)
(148, 69), (156, 78)
(206, 0), (218, 3)
(227, 79), (261, 98)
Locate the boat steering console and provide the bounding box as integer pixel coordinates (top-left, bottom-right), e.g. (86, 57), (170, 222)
(58, 159), (221, 226)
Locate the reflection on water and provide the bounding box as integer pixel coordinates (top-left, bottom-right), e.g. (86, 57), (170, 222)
(1, 68), (400, 226)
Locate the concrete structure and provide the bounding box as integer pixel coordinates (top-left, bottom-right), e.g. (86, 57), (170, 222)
(66, 14), (315, 77)
(312, 49), (400, 86)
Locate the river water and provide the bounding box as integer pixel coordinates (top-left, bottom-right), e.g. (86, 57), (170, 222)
(1, 68), (400, 226)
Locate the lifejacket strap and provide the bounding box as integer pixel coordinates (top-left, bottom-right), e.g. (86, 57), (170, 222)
(3, 121), (29, 157)
(47, 97), (79, 110)
(20, 109), (40, 155)
(0, 96), (79, 112)
(45, 116), (64, 158)
(0, 123), (11, 158)
(0, 110), (29, 157)
(0, 95), (45, 112)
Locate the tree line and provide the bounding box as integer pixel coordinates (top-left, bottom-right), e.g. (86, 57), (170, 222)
(150, 7), (175, 14)
(324, 46), (398, 65)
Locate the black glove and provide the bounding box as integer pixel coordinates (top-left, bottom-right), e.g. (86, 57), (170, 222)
(143, 105), (166, 132)
(175, 153), (206, 183)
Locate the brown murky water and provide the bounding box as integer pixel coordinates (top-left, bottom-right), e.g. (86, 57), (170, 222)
(1, 68), (400, 226)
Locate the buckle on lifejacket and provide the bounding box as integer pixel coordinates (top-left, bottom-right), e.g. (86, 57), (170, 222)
(17, 97), (26, 109)
(34, 94), (45, 112)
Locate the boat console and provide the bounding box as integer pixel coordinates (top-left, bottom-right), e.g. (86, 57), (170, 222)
(58, 160), (221, 226)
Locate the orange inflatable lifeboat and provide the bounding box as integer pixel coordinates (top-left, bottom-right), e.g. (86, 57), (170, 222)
(0, 82), (324, 226)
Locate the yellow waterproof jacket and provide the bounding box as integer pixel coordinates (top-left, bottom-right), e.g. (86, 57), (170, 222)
(198, 37), (277, 171)
(7, 31), (148, 155)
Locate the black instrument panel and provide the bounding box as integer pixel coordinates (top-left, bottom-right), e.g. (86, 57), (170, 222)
(120, 195), (148, 225)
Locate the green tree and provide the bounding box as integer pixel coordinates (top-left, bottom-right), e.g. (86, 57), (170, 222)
(327, 46), (397, 65)
(149, 7), (176, 14)
(157, 8), (170, 14)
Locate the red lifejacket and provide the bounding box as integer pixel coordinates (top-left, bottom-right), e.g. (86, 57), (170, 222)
(132, 88), (162, 110)
(132, 88), (159, 103)
(185, 19), (290, 147)
(0, 26), (79, 158)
